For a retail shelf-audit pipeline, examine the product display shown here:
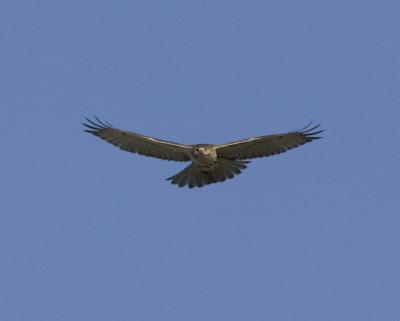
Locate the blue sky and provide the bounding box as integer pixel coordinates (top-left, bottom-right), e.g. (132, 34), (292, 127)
(1, 1), (399, 320)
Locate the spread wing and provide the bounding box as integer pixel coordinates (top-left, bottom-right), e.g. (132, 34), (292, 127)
(216, 123), (323, 160)
(83, 117), (191, 161)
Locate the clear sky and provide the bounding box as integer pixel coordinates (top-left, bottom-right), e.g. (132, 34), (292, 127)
(1, 1), (399, 320)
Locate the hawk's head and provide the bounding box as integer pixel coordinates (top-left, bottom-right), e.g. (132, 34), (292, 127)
(190, 145), (217, 165)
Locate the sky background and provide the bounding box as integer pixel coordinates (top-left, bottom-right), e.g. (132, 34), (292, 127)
(1, 1), (399, 320)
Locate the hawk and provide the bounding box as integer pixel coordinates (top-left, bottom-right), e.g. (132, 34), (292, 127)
(83, 117), (323, 188)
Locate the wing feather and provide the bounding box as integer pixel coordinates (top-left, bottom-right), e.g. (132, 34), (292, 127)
(216, 123), (323, 160)
(83, 117), (191, 161)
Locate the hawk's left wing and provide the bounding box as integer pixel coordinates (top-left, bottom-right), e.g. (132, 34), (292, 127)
(83, 117), (191, 161)
(216, 123), (323, 160)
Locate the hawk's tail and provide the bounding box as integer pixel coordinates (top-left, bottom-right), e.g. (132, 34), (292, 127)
(166, 159), (250, 188)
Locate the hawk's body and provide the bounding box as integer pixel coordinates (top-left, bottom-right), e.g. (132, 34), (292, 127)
(83, 117), (323, 188)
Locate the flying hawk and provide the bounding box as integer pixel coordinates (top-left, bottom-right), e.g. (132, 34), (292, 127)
(83, 117), (323, 188)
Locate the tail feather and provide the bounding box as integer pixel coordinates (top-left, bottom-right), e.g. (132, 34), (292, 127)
(213, 165), (226, 182)
(177, 173), (189, 187)
(167, 160), (250, 188)
(168, 165), (191, 187)
(188, 170), (198, 188)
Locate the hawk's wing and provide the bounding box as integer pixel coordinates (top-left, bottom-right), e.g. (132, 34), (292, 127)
(83, 117), (191, 161)
(216, 123), (323, 160)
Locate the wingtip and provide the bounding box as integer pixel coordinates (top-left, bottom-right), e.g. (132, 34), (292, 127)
(82, 115), (112, 132)
(295, 122), (324, 140)
(94, 115), (110, 127)
(298, 120), (314, 132)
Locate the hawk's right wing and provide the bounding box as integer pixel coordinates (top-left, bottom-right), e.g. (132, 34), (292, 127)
(216, 123), (323, 160)
(83, 117), (191, 161)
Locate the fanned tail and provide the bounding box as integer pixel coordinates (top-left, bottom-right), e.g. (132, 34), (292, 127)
(167, 160), (250, 188)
